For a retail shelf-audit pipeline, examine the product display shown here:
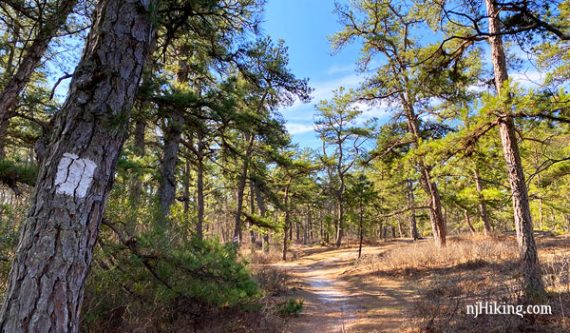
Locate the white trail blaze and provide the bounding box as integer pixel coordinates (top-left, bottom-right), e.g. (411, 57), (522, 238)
(54, 153), (97, 198)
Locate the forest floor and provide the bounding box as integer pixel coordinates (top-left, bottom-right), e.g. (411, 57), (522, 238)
(273, 241), (416, 333)
(265, 236), (570, 333)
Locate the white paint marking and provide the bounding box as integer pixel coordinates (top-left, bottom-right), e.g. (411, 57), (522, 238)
(54, 153), (97, 198)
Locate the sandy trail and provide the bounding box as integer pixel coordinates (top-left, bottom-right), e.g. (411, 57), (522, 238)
(274, 243), (415, 333)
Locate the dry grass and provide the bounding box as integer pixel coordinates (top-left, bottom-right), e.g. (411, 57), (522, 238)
(376, 236), (518, 277)
(356, 236), (570, 333)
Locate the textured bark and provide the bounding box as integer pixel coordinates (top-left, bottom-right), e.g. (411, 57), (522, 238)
(0, 0), (156, 331)
(157, 112), (183, 228)
(474, 168), (492, 236)
(157, 60), (189, 228)
(484, 0), (544, 298)
(0, 0), (78, 137)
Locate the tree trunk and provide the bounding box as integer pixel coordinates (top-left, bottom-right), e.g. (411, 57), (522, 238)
(420, 166), (446, 246)
(407, 179), (419, 240)
(282, 185), (290, 261)
(0, 0), (78, 139)
(0, 1), (156, 331)
(484, 0), (544, 298)
(129, 119), (146, 204)
(464, 210), (476, 234)
(126, 119), (146, 234)
(401, 99), (446, 246)
(252, 179), (270, 253)
(183, 155), (191, 238)
(358, 198), (364, 259)
(306, 206), (312, 244)
(474, 167), (492, 236)
(248, 181), (256, 250)
(196, 136), (205, 239)
(0, 120), (8, 159)
(334, 190), (344, 247)
(232, 134), (254, 245)
(157, 112), (183, 228)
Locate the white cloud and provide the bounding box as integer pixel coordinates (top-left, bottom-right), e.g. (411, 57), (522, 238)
(280, 73), (363, 114)
(327, 64), (355, 75)
(358, 103), (390, 122)
(286, 123), (315, 135)
(510, 70), (545, 87)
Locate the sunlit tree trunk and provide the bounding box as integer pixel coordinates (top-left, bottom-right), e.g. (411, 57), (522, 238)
(404, 103), (446, 246)
(484, 0), (544, 298)
(0, 0), (156, 330)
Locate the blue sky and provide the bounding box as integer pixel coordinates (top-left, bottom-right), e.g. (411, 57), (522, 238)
(261, 1), (548, 149)
(262, 0), (386, 149)
(46, 0), (548, 150)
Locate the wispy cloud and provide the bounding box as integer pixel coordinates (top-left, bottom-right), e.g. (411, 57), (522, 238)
(281, 73), (363, 115)
(510, 70), (545, 87)
(327, 64), (355, 75)
(286, 123), (315, 135)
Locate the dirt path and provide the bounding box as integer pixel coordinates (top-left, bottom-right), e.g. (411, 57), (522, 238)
(274, 243), (416, 333)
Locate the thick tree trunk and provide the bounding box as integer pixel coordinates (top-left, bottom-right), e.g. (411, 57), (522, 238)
(484, 0), (544, 298)
(0, 0), (78, 136)
(157, 112), (183, 228)
(157, 59), (189, 228)
(0, 0), (156, 331)
(473, 168), (492, 236)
